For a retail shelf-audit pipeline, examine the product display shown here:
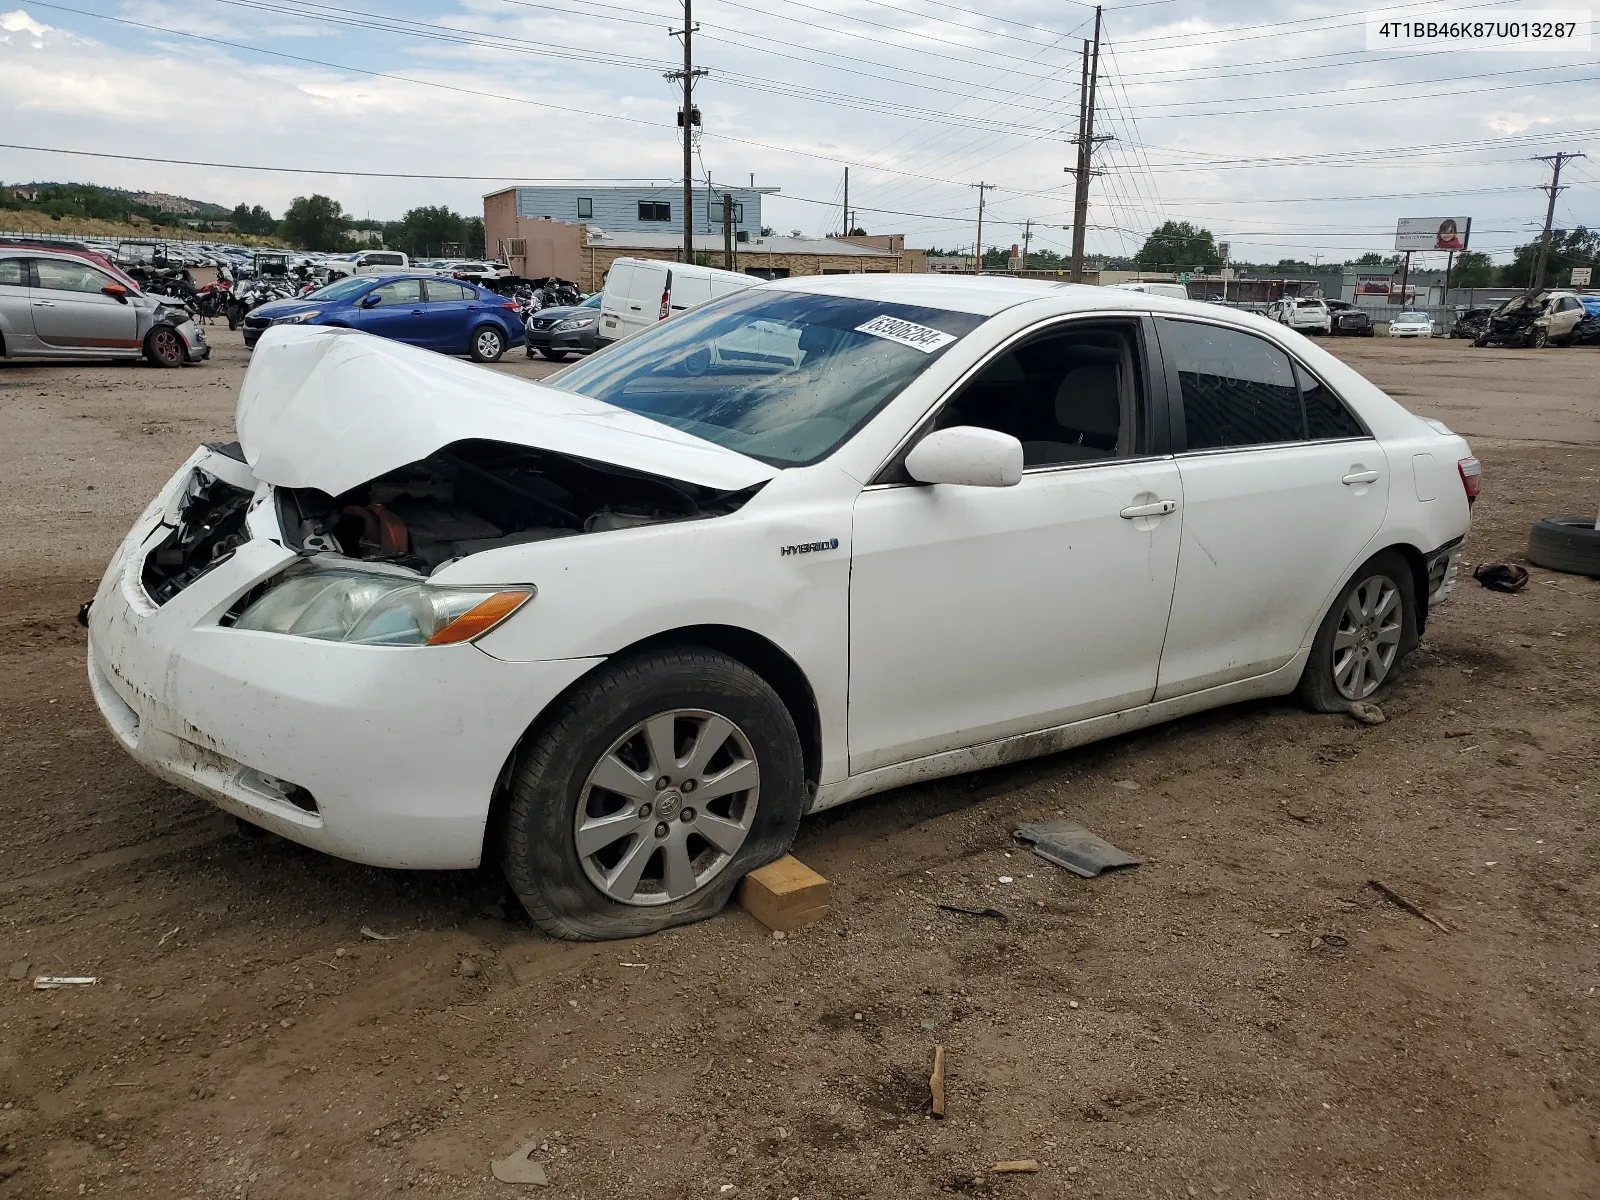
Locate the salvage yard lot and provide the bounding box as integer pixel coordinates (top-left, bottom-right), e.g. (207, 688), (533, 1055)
(1, 336), (1597, 1198)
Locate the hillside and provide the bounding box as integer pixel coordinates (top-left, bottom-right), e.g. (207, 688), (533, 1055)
(0, 207), (284, 247)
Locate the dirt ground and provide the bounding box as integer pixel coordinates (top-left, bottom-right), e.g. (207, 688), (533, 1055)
(1, 331), (1597, 1199)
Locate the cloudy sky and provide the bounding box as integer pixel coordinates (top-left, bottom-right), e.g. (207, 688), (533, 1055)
(1, 0), (1596, 263)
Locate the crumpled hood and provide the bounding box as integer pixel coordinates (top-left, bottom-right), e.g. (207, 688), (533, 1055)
(236, 324), (779, 496)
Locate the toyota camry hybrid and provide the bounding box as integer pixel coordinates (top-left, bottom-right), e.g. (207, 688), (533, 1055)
(86, 275), (1477, 940)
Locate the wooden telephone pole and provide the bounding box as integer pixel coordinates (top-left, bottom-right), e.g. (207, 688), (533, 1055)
(668, 0), (707, 265)
(1532, 152), (1584, 289)
(972, 181), (994, 274)
(1065, 6), (1109, 283)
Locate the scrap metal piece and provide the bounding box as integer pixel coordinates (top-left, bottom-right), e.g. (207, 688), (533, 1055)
(1013, 820), (1140, 878)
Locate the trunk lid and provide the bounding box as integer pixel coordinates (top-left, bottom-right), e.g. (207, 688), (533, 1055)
(236, 325), (779, 496)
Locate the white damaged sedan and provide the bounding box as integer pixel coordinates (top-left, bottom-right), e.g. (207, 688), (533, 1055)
(88, 276), (1477, 939)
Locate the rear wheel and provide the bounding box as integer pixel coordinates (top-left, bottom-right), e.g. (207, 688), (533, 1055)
(1298, 550), (1417, 713)
(144, 326), (185, 368)
(470, 325), (506, 363)
(501, 649), (805, 940)
(540, 347), (568, 361)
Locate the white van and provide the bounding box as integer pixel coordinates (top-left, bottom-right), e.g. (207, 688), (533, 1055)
(1112, 281), (1189, 301)
(598, 257), (756, 344)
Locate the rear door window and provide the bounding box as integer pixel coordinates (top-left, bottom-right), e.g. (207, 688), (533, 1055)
(1296, 362), (1366, 440)
(1160, 319), (1304, 450)
(425, 279), (476, 302)
(0, 258), (24, 287)
(369, 279), (423, 306)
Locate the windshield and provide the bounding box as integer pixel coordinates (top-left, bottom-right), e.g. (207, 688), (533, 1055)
(580, 292), (601, 309)
(1399, 312), (1429, 321)
(305, 275), (378, 303)
(549, 289), (984, 466)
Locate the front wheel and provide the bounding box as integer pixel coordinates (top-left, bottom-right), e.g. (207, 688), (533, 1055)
(470, 325), (506, 363)
(540, 347), (568, 361)
(1531, 326), (1549, 349)
(1298, 550), (1418, 713)
(501, 649), (805, 940)
(144, 326), (185, 368)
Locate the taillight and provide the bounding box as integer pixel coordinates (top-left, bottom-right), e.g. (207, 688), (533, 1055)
(660, 287), (671, 320)
(1457, 456), (1480, 503)
(501, 300), (517, 310)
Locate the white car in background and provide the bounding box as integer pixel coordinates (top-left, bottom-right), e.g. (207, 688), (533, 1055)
(1389, 311), (1435, 338)
(87, 277), (1476, 940)
(1267, 297), (1333, 335)
(597, 257), (755, 343)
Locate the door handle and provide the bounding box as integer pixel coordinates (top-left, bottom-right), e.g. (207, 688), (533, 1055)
(629, 304), (642, 311)
(32, 300), (57, 307)
(1120, 499), (1178, 519)
(409, 308), (424, 314)
(1342, 470), (1380, 485)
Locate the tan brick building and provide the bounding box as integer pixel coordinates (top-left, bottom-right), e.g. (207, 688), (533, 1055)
(485, 194), (925, 291)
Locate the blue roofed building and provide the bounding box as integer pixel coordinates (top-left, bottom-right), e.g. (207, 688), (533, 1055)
(492, 185), (777, 239)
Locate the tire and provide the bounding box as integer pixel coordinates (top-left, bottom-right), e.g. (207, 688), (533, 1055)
(1526, 514), (1600, 578)
(1473, 337), (1488, 348)
(144, 325), (185, 368)
(470, 325), (506, 363)
(501, 648), (805, 941)
(540, 348), (569, 361)
(1531, 326), (1549, 349)
(1297, 550), (1418, 713)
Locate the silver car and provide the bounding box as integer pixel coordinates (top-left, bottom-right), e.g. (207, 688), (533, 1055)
(0, 247), (208, 367)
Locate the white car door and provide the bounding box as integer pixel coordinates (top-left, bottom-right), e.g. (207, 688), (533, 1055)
(624, 261), (671, 336)
(1151, 316), (1389, 699)
(598, 259), (636, 342)
(848, 316), (1183, 774)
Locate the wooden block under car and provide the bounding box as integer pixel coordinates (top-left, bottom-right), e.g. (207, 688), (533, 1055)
(738, 855), (830, 932)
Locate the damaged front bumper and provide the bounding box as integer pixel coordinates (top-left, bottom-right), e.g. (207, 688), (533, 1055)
(85, 446), (598, 870)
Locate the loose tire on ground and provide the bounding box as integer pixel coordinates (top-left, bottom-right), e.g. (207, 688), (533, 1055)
(500, 648), (805, 941)
(1526, 514), (1600, 577)
(470, 325), (506, 363)
(144, 326), (185, 368)
(1298, 549), (1419, 713)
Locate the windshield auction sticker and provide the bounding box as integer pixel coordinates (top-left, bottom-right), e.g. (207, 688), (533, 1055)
(1366, 10), (1590, 50)
(855, 314), (957, 352)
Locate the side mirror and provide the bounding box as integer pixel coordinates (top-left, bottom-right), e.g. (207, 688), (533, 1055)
(101, 283), (129, 302)
(905, 426), (1023, 488)
(361, 292), (383, 308)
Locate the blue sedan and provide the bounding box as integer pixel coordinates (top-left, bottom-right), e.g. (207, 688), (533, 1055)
(241, 273), (524, 363)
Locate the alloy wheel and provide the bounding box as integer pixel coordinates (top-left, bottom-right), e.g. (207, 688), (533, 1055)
(151, 328), (183, 365)
(1331, 573), (1403, 700)
(574, 709), (760, 906)
(476, 329), (503, 359)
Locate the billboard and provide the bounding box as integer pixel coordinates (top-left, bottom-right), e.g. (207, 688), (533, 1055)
(1395, 217), (1471, 252)
(1355, 274), (1392, 295)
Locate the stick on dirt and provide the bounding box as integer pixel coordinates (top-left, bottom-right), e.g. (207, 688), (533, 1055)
(930, 1044), (946, 1118)
(991, 1160), (1040, 1174)
(1368, 879), (1450, 933)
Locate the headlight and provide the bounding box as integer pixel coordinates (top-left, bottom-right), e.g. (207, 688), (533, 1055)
(233, 566), (532, 646)
(554, 317), (596, 331)
(272, 310), (321, 325)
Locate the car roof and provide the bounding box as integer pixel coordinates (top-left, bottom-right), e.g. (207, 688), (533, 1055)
(770, 272), (1088, 316)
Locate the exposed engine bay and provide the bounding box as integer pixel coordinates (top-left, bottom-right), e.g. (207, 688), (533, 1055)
(141, 439), (760, 603)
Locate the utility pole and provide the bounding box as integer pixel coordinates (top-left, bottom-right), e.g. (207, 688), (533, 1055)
(1532, 152), (1584, 289)
(667, 0), (707, 265)
(1065, 6), (1109, 283)
(842, 168), (849, 237)
(972, 181), (994, 274)
(1021, 218), (1033, 271)
(722, 192), (735, 271)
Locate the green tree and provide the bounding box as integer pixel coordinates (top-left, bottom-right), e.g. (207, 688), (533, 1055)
(389, 205), (468, 258)
(1499, 227), (1598, 288)
(1136, 221), (1217, 271)
(1448, 250), (1494, 288)
(230, 203), (275, 235)
(279, 194), (349, 250)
